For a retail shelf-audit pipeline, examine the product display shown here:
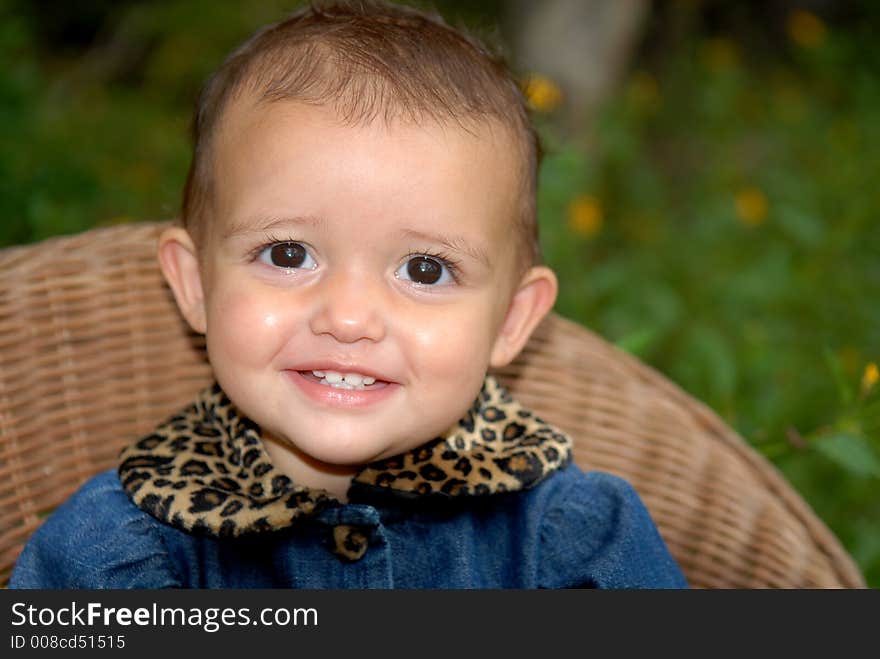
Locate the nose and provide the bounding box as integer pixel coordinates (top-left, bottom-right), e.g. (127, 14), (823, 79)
(308, 268), (386, 344)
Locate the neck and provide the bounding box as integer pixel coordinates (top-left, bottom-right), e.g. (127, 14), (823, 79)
(261, 433), (358, 502)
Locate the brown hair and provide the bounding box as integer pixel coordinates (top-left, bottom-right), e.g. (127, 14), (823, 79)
(182, 0), (542, 267)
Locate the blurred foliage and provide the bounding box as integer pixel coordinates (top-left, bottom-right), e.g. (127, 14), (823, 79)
(1, 0), (878, 586)
(534, 0), (880, 587)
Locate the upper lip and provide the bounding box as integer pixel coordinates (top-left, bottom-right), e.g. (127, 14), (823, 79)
(288, 361), (394, 383)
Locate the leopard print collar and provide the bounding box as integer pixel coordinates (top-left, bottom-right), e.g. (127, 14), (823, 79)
(118, 376), (572, 546)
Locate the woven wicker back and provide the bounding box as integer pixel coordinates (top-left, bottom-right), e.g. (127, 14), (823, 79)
(0, 222), (865, 588)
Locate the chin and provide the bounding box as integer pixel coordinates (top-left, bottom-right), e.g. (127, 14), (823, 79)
(295, 433), (391, 467)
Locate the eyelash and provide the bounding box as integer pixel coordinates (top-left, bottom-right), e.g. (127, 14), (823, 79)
(248, 235), (462, 283)
(247, 233), (291, 262)
(403, 249), (462, 284)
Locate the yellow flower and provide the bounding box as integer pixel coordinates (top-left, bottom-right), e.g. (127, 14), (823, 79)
(863, 362), (879, 394)
(523, 74), (563, 113)
(734, 188), (768, 227)
(787, 10), (827, 48)
(568, 195), (603, 237)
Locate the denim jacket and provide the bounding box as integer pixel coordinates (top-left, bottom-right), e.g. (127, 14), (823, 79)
(10, 377), (687, 589)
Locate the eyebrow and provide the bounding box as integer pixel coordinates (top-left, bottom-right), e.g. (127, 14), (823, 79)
(222, 215), (325, 239)
(398, 228), (492, 268)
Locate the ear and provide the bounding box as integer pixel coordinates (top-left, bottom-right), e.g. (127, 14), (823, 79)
(489, 265), (558, 368)
(156, 226), (207, 334)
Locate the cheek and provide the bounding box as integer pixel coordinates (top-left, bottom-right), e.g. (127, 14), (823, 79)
(406, 305), (496, 379)
(204, 284), (293, 367)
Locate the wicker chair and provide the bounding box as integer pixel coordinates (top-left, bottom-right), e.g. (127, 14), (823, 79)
(0, 221), (866, 588)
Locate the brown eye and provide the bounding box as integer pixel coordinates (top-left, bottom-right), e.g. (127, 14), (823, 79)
(267, 242), (309, 268)
(404, 256), (445, 285)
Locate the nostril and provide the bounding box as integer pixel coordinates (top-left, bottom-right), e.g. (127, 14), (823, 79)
(308, 308), (386, 343)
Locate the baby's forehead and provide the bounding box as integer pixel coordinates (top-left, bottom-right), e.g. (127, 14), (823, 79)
(216, 97), (520, 207)
(219, 93), (519, 152)
(216, 96), (524, 200)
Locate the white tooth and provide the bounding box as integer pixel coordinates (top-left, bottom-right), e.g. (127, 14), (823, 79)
(316, 370), (378, 390)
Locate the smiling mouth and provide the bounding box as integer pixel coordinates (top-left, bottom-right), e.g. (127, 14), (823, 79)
(297, 369), (389, 391)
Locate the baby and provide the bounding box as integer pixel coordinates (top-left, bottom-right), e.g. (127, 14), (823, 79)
(11, 0), (687, 588)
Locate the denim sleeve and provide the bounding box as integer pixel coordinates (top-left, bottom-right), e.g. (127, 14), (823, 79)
(9, 469), (181, 589)
(537, 470), (688, 589)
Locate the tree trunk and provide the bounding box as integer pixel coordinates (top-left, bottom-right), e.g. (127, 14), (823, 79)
(508, 0), (648, 130)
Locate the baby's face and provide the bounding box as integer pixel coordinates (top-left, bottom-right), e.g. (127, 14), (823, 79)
(192, 100), (530, 469)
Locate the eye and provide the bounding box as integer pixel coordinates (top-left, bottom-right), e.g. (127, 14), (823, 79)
(395, 255), (454, 286)
(258, 242), (316, 270)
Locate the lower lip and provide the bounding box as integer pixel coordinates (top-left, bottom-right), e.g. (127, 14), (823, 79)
(285, 370), (399, 408)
